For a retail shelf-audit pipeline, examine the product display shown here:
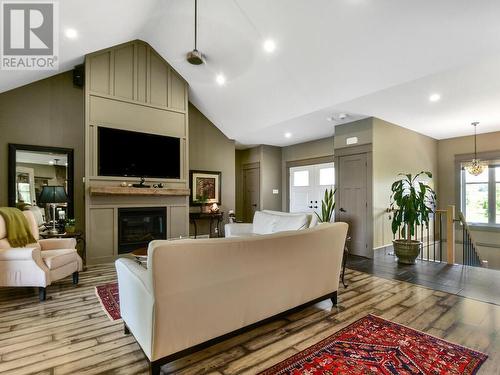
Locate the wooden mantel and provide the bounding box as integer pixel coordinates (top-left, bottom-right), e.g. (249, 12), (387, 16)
(89, 186), (190, 197)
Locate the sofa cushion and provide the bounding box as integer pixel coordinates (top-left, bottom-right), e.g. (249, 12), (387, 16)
(41, 249), (78, 270)
(252, 211), (276, 235)
(253, 211), (309, 234)
(272, 214), (309, 232)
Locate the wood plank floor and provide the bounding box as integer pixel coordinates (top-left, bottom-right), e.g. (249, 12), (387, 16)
(0, 264), (498, 374)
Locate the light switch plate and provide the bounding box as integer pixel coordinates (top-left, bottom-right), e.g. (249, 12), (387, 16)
(272, 189), (279, 194)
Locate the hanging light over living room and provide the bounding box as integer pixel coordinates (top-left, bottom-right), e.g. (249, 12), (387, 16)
(186, 0), (204, 65)
(464, 122), (486, 176)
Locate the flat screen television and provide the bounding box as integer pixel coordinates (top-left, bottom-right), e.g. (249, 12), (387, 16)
(98, 127), (180, 179)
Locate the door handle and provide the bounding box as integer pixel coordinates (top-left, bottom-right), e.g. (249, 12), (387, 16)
(340, 208), (346, 212)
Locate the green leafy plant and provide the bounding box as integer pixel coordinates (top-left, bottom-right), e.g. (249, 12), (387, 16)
(315, 188), (336, 223)
(195, 194), (209, 204)
(64, 218), (76, 233)
(390, 172), (436, 240)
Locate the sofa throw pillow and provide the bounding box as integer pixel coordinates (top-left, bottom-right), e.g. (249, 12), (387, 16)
(272, 214), (309, 233)
(252, 211), (276, 235)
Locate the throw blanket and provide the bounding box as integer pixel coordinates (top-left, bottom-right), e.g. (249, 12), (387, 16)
(0, 207), (37, 248)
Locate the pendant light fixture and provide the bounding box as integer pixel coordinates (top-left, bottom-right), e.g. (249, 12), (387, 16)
(464, 122), (486, 176)
(186, 0), (204, 65)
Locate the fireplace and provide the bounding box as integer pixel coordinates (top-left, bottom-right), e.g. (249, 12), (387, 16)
(118, 207), (166, 254)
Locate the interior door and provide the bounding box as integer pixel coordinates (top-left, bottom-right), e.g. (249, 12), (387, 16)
(290, 166), (314, 213)
(243, 166), (260, 222)
(337, 153), (369, 257)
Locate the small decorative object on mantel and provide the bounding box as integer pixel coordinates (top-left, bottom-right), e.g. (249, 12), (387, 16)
(189, 170), (222, 207)
(210, 203), (219, 213)
(132, 177), (151, 188)
(228, 210), (236, 223)
(120, 181), (127, 187)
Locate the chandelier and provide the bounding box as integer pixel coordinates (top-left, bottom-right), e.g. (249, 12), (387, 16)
(464, 122), (486, 176)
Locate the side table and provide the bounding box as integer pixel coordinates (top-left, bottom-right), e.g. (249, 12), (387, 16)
(189, 212), (224, 238)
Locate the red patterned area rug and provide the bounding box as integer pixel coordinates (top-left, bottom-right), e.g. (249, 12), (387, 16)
(260, 314), (487, 375)
(95, 282), (121, 321)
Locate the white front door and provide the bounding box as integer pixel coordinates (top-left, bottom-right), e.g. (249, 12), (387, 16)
(289, 162), (335, 217)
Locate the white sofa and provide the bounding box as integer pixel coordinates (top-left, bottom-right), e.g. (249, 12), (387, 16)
(225, 210), (318, 238)
(0, 210), (83, 301)
(115, 222), (348, 374)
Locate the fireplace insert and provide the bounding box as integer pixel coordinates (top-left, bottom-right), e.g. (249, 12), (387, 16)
(118, 207), (166, 254)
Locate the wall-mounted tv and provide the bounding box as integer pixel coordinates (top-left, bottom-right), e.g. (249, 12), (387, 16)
(98, 127), (180, 179)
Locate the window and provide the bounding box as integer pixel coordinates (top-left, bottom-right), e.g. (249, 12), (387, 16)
(293, 170), (309, 187)
(496, 167), (500, 224)
(461, 163), (500, 225)
(319, 167), (335, 186)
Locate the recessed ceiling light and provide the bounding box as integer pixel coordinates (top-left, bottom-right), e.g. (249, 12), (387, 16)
(326, 116), (334, 122)
(64, 28), (78, 39)
(215, 74), (226, 86)
(284, 132), (292, 138)
(263, 39), (276, 53)
(429, 93), (441, 102)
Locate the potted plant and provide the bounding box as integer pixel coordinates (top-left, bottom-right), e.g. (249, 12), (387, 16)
(65, 218), (76, 234)
(195, 195), (210, 213)
(315, 188), (336, 223)
(390, 171), (436, 264)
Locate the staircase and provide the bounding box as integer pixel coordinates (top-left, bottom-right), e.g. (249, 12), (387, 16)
(457, 212), (483, 267)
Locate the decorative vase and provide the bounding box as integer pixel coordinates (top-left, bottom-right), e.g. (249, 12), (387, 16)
(393, 239), (421, 264)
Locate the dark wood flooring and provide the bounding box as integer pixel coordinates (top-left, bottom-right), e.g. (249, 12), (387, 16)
(347, 249), (500, 306)
(1, 264), (499, 374)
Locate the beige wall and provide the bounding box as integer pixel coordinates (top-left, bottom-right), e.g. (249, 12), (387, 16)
(261, 145), (282, 211)
(189, 103), (236, 234)
(334, 118), (373, 149)
(235, 145), (282, 219)
(372, 118), (438, 249)
(438, 131), (500, 267)
(235, 146), (262, 220)
(0, 71), (85, 230)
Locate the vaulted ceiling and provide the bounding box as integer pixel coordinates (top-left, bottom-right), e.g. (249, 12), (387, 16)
(2, 0), (500, 146)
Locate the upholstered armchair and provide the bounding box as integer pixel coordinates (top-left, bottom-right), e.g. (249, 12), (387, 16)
(0, 210), (82, 301)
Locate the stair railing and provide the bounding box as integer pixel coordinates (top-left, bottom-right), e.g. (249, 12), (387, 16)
(456, 212), (482, 267)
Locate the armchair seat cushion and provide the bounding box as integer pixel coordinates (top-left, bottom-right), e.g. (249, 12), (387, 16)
(42, 249), (79, 270)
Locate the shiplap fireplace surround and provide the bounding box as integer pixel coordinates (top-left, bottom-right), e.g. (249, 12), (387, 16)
(84, 40), (190, 265)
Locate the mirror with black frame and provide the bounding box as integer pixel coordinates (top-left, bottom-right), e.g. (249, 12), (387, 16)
(8, 144), (74, 234)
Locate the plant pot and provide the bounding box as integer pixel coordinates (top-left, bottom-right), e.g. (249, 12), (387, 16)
(393, 239), (421, 265)
(65, 225), (75, 234)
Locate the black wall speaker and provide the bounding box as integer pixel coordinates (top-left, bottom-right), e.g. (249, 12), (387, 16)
(73, 64), (84, 88)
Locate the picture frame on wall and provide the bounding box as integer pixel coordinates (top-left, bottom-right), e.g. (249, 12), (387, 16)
(189, 170), (222, 206)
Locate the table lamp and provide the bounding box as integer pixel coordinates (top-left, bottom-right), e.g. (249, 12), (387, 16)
(38, 186), (68, 235)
